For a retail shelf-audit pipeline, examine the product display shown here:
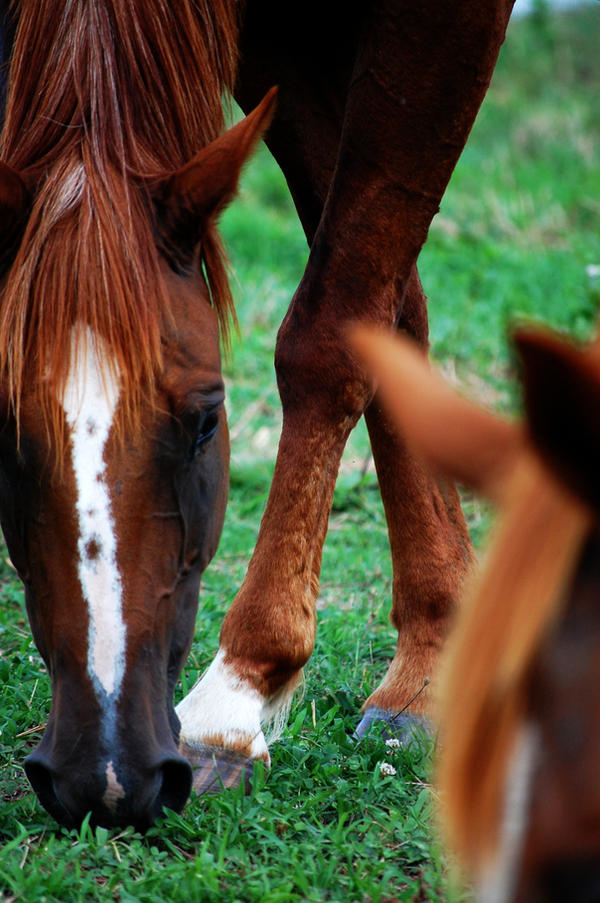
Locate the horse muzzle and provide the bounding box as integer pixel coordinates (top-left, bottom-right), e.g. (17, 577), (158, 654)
(24, 745), (192, 830)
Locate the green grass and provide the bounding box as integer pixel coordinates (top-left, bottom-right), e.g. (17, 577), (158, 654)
(1, 5), (599, 900)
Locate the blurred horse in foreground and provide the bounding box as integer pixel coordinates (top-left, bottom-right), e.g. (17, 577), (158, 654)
(352, 324), (600, 903)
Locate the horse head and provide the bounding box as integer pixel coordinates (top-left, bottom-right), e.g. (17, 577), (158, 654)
(0, 91), (275, 830)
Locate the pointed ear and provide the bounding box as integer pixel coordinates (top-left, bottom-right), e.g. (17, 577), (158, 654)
(0, 161), (28, 262)
(349, 325), (523, 501)
(154, 87), (277, 268)
(514, 327), (600, 511)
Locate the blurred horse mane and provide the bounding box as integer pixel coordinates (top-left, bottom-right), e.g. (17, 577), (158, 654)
(0, 0), (239, 437)
(437, 452), (589, 871)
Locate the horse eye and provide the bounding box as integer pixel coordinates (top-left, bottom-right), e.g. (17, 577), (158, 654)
(189, 408), (219, 458)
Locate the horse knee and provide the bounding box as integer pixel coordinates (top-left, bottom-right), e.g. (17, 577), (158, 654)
(220, 598), (315, 698)
(274, 315), (373, 422)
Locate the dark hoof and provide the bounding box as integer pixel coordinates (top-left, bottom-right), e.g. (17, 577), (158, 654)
(354, 707), (433, 746)
(181, 744), (258, 795)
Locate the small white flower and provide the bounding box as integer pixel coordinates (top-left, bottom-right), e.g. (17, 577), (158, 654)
(379, 761), (397, 777)
(586, 264), (600, 279)
(385, 738), (401, 749)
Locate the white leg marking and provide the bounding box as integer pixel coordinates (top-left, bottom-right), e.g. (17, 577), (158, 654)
(176, 649), (270, 761)
(61, 326), (125, 700)
(103, 760), (126, 813)
(477, 724), (539, 903)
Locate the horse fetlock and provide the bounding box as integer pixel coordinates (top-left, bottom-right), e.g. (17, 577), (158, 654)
(220, 597), (315, 696)
(358, 652), (435, 739)
(365, 655), (434, 719)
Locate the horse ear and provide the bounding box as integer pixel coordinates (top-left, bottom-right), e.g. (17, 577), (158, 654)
(0, 161), (28, 258)
(154, 87), (277, 267)
(514, 327), (600, 511)
(350, 325), (522, 500)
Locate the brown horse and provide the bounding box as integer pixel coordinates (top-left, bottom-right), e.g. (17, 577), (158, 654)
(0, 0), (515, 828)
(352, 325), (600, 903)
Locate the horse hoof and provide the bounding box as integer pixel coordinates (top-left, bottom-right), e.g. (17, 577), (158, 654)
(181, 743), (257, 795)
(354, 707), (433, 747)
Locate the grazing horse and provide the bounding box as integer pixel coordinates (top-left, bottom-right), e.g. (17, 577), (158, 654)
(0, 0), (515, 828)
(352, 325), (600, 903)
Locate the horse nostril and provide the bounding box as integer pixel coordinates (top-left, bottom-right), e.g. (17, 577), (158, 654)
(24, 754), (77, 828)
(152, 756), (193, 821)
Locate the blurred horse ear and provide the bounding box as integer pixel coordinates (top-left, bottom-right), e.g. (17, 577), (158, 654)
(350, 325), (522, 501)
(154, 87), (277, 268)
(0, 161), (28, 263)
(514, 327), (600, 511)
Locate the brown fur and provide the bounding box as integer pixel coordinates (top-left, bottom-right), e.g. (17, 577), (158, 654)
(221, 0), (514, 716)
(0, 0), (239, 440)
(436, 454), (590, 872)
(349, 325), (523, 502)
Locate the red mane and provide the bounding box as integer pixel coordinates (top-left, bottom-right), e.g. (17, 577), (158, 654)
(0, 0), (238, 436)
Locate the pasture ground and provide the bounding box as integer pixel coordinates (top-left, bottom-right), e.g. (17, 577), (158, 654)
(1, 5), (599, 900)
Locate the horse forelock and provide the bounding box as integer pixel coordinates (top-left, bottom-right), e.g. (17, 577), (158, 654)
(0, 155), (167, 447)
(0, 0), (239, 448)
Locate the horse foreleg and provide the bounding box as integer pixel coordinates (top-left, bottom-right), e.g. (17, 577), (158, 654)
(177, 336), (371, 791)
(176, 2), (364, 792)
(356, 270), (473, 741)
(178, 0), (515, 789)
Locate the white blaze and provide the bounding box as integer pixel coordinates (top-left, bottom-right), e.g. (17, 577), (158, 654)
(103, 760), (126, 812)
(61, 327), (125, 698)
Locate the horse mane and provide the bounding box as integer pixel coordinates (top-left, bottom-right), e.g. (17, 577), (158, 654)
(436, 450), (590, 874)
(0, 0), (239, 438)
